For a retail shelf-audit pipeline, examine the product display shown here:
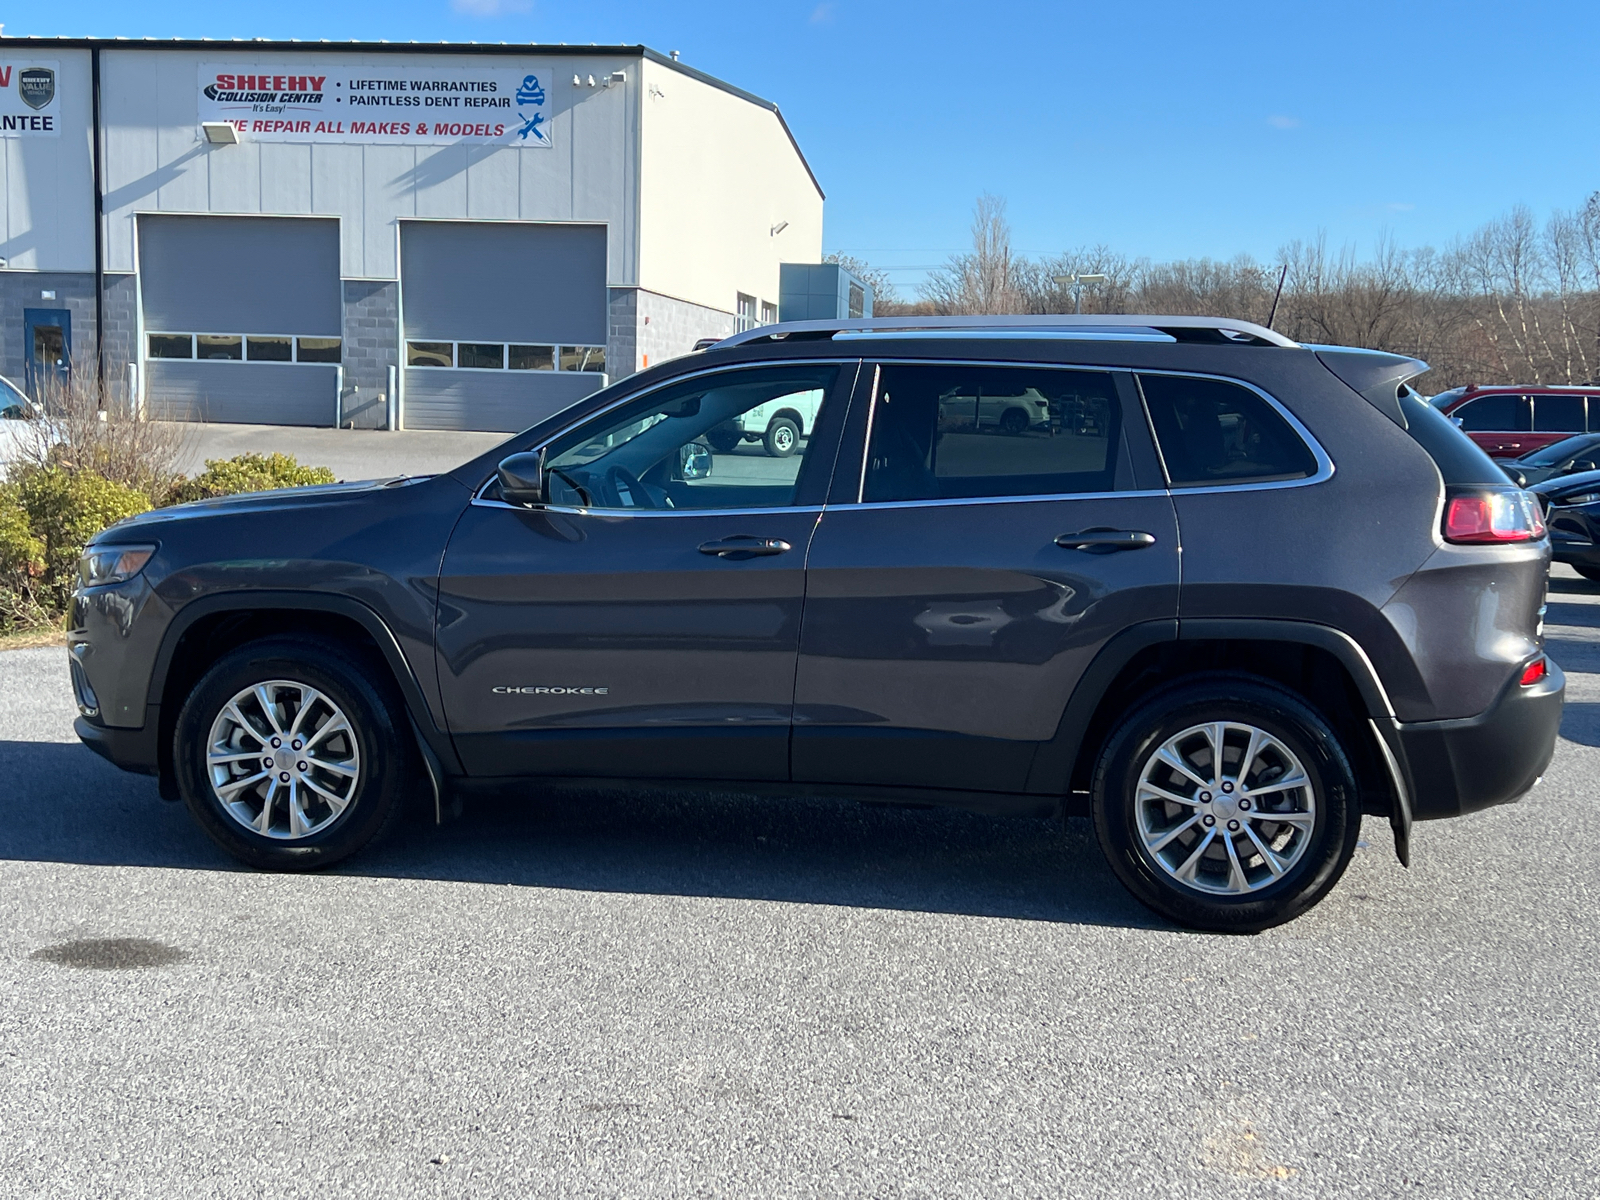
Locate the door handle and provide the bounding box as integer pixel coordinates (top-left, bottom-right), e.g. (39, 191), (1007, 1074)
(1054, 529), (1157, 553)
(698, 536), (793, 560)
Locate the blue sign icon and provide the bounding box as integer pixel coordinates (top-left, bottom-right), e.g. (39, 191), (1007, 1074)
(516, 74), (546, 107)
(517, 112), (547, 143)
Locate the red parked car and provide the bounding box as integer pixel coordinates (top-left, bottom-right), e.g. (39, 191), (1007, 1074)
(1430, 385), (1600, 457)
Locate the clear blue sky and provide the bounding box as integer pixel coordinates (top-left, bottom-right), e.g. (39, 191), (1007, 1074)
(16, 1), (1599, 291)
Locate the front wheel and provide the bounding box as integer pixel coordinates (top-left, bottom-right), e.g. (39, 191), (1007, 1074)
(763, 417), (800, 457)
(1090, 677), (1362, 932)
(173, 637), (415, 871)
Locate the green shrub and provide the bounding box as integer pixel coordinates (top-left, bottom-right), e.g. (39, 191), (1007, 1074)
(12, 466), (151, 612)
(166, 453), (336, 505)
(0, 482), (48, 633)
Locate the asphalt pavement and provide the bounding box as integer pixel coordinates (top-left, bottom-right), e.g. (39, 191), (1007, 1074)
(0, 571), (1596, 1197)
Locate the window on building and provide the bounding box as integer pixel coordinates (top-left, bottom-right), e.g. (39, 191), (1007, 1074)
(848, 282), (866, 319)
(247, 336), (292, 362)
(760, 301), (779, 326)
(509, 344), (556, 371)
(196, 334), (243, 361)
(561, 345), (607, 373)
(296, 337), (342, 364)
(862, 365), (1123, 502)
(1138, 373), (1318, 487)
(407, 342), (453, 368)
(457, 343), (505, 370)
(147, 334), (193, 360)
(736, 293), (758, 333)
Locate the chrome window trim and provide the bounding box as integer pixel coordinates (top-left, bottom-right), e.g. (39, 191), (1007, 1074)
(1133, 367), (1334, 494)
(470, 356), (862, 510)
(470, 495), (824, 519)
(829, 489), (1171, 513)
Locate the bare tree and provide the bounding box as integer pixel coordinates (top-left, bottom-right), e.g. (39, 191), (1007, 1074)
(922, 194), (1020, 314)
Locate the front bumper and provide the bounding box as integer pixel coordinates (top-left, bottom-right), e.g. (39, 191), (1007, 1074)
(75, 714), (160, 776)
(1398, 658), (1565, 819)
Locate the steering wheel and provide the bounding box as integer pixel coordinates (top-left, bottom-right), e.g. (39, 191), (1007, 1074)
(605, 464), (657, 510)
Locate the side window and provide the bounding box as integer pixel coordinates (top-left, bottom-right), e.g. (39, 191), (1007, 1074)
(1535, 394), (1586, 432)
(1138, 374), (1317, 488)
(1455, 394), (1531, 432)
(861, 365), (1122, 503)
(538, 365), (839, 511)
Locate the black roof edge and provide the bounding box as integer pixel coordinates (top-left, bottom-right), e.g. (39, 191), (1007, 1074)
(0, 37), (824, 201)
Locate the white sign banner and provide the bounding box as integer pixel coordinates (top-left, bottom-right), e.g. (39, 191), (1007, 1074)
(198, 62), (554, 146)
(0, 60), (61, 137)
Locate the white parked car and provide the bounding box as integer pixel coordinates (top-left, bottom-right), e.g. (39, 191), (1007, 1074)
(937, 387), (1054, 436)
(706, 387), (823, 457)
(0, 374), (48, 465)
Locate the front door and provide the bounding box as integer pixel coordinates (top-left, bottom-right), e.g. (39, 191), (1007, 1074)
(436, 360), (856, 780)
(23, 308), (71, 401)
(793, 361), (1179, 794)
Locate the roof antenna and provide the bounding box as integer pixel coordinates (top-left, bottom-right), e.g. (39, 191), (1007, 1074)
(1266, 263), (1288, 331)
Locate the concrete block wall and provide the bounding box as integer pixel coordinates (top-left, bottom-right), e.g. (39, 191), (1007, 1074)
(607, 287), (639, 380)
(101, 275), (138, 403)
(341, 279), (399, 430)
(636, 289), (735, 373)
(0, 270), (98, 396)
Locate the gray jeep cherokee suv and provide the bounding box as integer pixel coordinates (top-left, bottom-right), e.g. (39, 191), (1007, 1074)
(69, 315), (1563, 931)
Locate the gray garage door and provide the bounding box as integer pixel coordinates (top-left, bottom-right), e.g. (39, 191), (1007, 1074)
(400, 221), (609, 432)
(139, 215), (342, 427)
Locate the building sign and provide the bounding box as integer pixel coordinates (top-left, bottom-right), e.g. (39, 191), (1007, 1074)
(198, 62), (553, 146)
(0, 61), (61, 136)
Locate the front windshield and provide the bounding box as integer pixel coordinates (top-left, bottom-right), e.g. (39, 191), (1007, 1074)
(1522, 433), (1596, 466)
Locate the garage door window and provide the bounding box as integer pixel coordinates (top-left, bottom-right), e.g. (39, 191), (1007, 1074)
(409, 340), (605, 373)
(509, 344), (556, 371)
(147, 332), (340, 364)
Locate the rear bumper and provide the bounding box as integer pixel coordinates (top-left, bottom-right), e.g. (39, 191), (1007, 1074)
(75, 715), (160, 776)
(1398, 658), (1564, 819)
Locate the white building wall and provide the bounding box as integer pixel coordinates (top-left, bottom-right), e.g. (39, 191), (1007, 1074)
(98, 48), (641, 283)
(637, 56), (822, 318)
(0, 48), (95, 272)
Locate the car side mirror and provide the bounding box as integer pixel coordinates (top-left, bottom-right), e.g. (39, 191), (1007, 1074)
(1572, 460), (1597, 473)
(496, 450), (546, 507)
(1450, 416), (1465, 428)
(678, 441), (713, 480)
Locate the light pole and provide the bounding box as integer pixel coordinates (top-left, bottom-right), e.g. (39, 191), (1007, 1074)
(1052, 272), (1107, 315)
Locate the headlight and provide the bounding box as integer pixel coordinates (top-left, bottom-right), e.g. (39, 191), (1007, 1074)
(78, 544), (156, 588)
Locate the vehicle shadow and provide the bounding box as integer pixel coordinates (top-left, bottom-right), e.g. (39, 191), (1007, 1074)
(1558, 700), (1600, 748)
(0, 739), (1167, 931)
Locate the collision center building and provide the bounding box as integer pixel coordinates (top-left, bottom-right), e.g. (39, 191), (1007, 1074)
(0, 38), (856, 431)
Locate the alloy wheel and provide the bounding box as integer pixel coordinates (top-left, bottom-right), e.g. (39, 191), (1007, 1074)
(1134, 721), (1317, 895)
(204, 679), (361, 840)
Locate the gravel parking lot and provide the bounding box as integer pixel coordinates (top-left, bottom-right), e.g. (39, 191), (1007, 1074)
(1, 572), (1596, 1198)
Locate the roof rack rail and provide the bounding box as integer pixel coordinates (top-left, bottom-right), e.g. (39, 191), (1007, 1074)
(708, 314), (1299, 351)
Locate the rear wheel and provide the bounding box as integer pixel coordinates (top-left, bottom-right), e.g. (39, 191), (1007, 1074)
(999, 407), (1030, 435)
(763, 417), (800, 457)
(1090, 677), (1362, 932)
(1575, 566), (1600, 582)
(173, 637), (414, 871)
(706, 426), (743, 454)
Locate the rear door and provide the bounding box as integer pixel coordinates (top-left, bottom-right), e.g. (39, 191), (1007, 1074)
(1453, 393), (1534, 456)
(792, 360), (1179, 794)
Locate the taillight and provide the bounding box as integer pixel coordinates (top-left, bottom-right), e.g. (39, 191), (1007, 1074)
(1443, 488), (1546, 544)
(1520, 657), (1547, 686)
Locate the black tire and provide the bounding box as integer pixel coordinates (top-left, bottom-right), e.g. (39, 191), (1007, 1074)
(999, 407), (1030, 435)
(174, 636), (415, 871)
(763, 416), (800, 458)
(1090, 676), (1362, 933)
(1574, 565), (1600, 582)
(706, 426), (743, 454)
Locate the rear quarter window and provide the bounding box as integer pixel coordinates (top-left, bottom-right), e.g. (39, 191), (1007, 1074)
(1137, 374), (1318, 487)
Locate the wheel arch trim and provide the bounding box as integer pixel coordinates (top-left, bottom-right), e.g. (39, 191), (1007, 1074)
(147, 591), (462, 777)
